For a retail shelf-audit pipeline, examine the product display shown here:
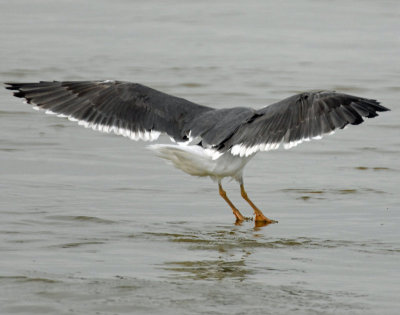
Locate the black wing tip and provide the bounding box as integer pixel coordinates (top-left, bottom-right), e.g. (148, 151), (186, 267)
(4, 82), (21, 90)
(4, 83), (25, 98)
(5, 83), (20, 96)
(349, 98), (390, 124)
(376, 104), (390, 112)
(364, 98), (390, 112)
(4, 81), (59, 88)
(4, 83), (34, 103)
(350, 116), (364, 125)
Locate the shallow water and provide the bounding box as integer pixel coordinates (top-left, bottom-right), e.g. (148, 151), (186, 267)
(1, 0), (400, 314)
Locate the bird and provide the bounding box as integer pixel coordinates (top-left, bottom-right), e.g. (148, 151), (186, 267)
(5, 80), (390, 225)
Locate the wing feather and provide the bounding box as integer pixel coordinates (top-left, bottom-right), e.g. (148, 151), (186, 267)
(6, 83), (389, 157)
(6, 80), (213, 142)
(223, 91), (389, 157)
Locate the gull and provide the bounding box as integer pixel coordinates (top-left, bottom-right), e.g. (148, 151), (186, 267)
(5, 80), (390, 225)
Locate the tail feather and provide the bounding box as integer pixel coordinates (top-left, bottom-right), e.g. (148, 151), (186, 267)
(148, 144), (214, 177)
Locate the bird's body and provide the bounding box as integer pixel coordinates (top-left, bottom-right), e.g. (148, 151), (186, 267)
(5, 80), (390, 225)
(149, 143), (254, 181)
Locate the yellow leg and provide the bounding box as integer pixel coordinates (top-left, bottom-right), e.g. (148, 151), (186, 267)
(240, 183), (277, 224)
(218, 182), (245, 222)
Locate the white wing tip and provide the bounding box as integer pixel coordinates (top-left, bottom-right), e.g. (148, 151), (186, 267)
(33, 104), (161, 142)
(230, 133), (331, 156)
(231, 142), (282, 157)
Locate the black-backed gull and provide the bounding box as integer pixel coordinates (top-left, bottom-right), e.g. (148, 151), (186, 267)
(5, 80), (390, 225)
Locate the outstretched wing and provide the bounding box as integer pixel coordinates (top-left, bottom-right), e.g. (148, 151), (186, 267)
(221, 91), (389, 157)
(5, 80), (213, 142)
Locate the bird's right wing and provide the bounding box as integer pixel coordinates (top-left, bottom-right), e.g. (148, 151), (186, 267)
(220, 91), (390, 157)
(5, 80), (214, 142)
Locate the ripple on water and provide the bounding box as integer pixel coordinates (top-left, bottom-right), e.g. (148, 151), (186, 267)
(355, 166), (394, 171)
(45, 215), (116, 225)
(163, 259), (251, 280)
(282, 187), (386, 201)
(0, 274), (369, 314)
(58, 241), (106, 249)
(1, 67), (64, 78)
(143, 231), (365, 251)
(0, 275), (61, 284)
(177, 82), (206, 88)
(0, 110), (33, 116)
(139, 228), (400, 284)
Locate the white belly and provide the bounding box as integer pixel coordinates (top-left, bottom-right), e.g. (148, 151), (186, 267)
(148, 144), (254, 181)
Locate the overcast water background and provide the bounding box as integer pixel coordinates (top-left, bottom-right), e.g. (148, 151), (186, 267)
(0, 0), (399, 314)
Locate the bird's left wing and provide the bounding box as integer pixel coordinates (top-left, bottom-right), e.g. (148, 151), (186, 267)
(219, 91), (390, 157)
(5, 80), (214, 142)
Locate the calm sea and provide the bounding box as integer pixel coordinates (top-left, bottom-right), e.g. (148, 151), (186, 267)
(0, 0), (399, 314)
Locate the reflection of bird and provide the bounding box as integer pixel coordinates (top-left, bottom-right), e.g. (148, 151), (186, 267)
(6, 81), (389, 224)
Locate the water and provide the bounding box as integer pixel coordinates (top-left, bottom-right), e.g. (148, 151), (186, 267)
(1, 0), (399, 314)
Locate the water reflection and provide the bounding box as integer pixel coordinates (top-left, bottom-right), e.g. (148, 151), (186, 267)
(148, 223), (400, 282)
(233, 216), (276, 228)
(163, 259), (251, 281)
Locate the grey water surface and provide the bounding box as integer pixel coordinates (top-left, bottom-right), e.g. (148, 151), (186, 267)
(0, 0), (399, 314)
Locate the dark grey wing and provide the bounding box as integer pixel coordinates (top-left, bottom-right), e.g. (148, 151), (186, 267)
(5, 80), (214, 142)
(220, 91), (390, 156)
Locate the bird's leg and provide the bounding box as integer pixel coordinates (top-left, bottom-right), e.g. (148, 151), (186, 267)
(218, 181), (245, 222)
(239, 181), (277, 224)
